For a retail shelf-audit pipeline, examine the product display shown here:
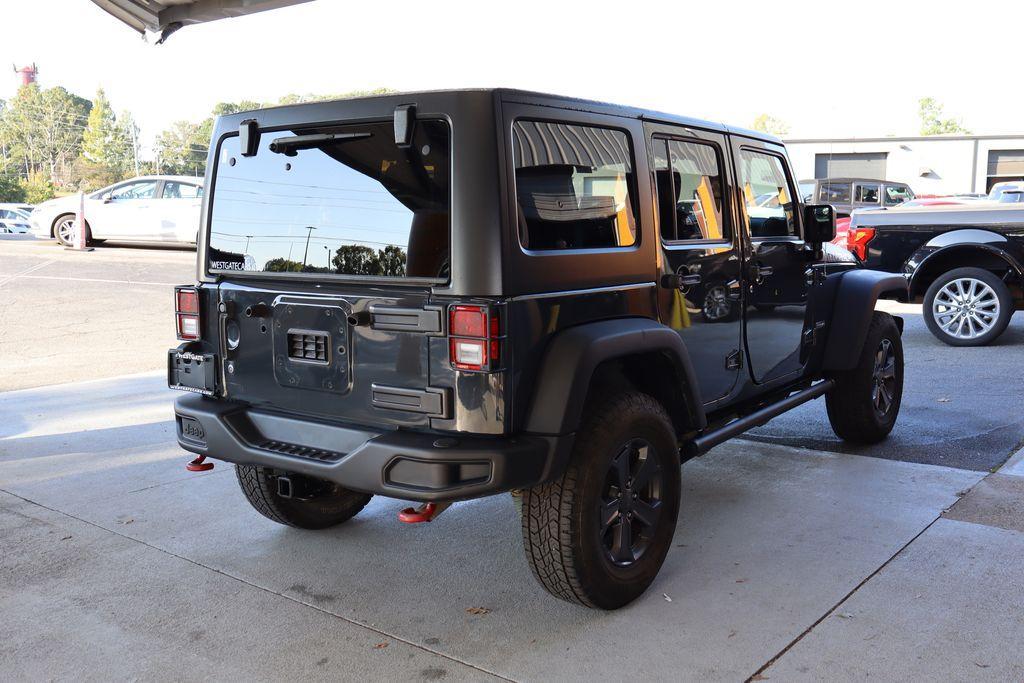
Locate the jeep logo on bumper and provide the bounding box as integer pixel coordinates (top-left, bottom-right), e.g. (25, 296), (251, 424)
(179, 416), (206, 446)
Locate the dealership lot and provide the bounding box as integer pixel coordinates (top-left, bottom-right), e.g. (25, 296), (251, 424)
(0, 237), (193, 392)
(1, 236), (1021, 470)
(2, 236), (1024, 679)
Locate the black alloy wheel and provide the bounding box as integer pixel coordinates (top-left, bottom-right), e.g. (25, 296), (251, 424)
(600, 439), (664, 566)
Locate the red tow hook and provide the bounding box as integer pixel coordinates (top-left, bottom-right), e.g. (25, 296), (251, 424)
(185, 454), (214, 472)
(398, 501), (451, 523)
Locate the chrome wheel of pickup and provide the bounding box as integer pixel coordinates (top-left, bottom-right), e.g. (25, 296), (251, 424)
(702, 285), (733, 322)
(931, 277), (1000, 340)
(871, 338), (897, 417)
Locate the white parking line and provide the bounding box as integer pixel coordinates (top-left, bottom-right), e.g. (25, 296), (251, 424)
(15, 274), (179, 287)
(0, 258), (58, 287)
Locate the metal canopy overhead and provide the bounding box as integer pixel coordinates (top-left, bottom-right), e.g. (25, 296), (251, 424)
(90, 0), (313, 42)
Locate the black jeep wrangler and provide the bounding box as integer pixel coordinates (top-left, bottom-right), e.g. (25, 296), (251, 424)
(169, 89), (907, 609)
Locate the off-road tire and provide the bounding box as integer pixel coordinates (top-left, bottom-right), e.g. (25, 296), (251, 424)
(521, 392), (681, 609)
(826, 311), (903, 443)
(923, 267), (1013, 347)
(235, 464), (371, 529)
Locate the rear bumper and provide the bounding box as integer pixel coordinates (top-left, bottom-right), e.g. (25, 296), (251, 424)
(173, 394), (571, 502)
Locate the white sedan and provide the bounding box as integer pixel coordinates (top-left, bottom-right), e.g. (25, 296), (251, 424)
(30, 175), (204, 246)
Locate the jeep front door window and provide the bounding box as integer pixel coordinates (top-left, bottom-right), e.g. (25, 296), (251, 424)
(737, 147), (809, 383)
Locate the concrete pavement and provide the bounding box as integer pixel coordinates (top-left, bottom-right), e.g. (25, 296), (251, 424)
(762, 447), (1024, 681)
(7, 374), (1018, 681)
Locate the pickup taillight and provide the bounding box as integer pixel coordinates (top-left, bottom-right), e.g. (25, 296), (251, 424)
(847, 227), (876, 261)
(175, 286), (201, 341)
(448, 304), (500, 372)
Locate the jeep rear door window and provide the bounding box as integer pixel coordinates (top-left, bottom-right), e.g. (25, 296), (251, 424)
(513, 120), (637, 250)
(738, 150), (798, 238)
(208, 120), (450, 280)
(652, 137), (728, 242)
(819, 181), (851, 203)
(855, 182), (880, 204)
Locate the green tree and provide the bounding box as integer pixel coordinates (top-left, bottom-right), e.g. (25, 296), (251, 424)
(77, 89), (138, 189)
(752, 113), (791, 137)
(0, 169), (26, 202)
(116, 110), (141, 176)
(264, 257), (304, 272)
(21, 171), (55, 204)
(918, 97), (970, 135)
(332, 244), (380, 275)
(0, 84), (91, 187)
(376, 244), (407, 276)
(80, 89), (117, 165)
(154, 120), (207, 176)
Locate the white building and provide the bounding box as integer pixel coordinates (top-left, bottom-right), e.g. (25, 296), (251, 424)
(784, 134), (1024, 196)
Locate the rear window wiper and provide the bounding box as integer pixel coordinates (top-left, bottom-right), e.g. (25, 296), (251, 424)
(268, 132), (372, 156)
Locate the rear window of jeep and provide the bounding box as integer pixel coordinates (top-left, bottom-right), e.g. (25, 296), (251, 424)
(208, 120), (450, 281)
(513, 120), (637, 251)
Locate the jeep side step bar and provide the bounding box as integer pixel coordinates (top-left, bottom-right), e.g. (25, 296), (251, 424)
(684, 380), (836, 458)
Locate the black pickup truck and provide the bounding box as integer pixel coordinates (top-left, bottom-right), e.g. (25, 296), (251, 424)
(850, 204), (1024, 345)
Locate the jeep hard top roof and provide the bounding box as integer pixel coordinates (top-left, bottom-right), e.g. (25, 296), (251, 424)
(222, 88), (781, 144)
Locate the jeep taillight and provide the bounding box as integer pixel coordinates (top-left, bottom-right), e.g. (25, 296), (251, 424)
(175, 286), (201, 341)
(448, 305), (500, 371)
(847, 227), (876, 261)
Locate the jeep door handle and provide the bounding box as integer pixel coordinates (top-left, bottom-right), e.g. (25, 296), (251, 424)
(678, 273), (702, 286)
(750, 263), (773, 284)
(660, 273), (701, 290)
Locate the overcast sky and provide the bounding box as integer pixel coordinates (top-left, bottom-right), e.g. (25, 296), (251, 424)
(2, 0), (1020, 148)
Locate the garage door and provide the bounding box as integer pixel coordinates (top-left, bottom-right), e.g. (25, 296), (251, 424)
(814, 152), (887, 179)
(987, 150), (1024, 189)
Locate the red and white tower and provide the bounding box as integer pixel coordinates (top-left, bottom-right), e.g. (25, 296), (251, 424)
(13, 63), (38, 87)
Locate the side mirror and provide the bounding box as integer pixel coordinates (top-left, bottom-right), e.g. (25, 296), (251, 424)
(101, 193), (113, 203)
(803, 204), (835, 244)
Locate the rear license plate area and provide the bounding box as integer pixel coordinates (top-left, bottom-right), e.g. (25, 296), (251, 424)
(168, 350), (217, 396)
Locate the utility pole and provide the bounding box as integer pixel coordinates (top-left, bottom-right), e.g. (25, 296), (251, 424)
(301, 226), (316, 267)
(130, 123), (140, 176)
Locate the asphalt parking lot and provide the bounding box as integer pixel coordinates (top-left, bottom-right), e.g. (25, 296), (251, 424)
(0, 237), (193, 392)
(2, 236), (1024, 680)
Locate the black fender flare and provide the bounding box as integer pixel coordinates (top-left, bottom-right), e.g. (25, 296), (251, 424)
(906, 231), (1024, 295)
(822, 269), (908, 371)
(523, 317), (706, 436)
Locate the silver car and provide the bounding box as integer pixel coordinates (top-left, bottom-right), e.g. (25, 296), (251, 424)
(0, 206), (32, 234)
